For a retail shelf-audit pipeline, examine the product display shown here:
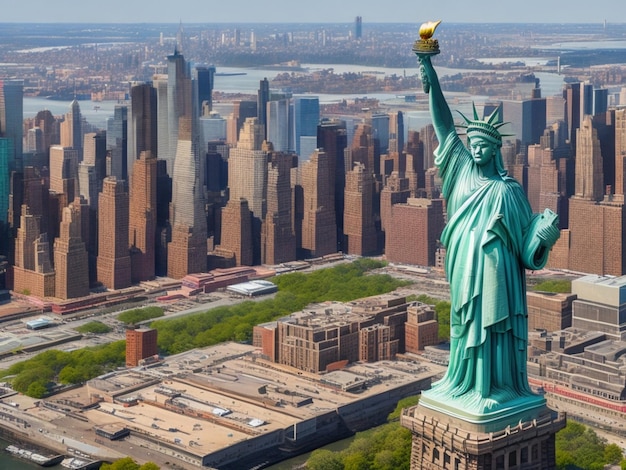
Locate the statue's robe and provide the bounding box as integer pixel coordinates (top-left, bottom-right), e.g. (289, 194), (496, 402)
(427, 134), (550, 412)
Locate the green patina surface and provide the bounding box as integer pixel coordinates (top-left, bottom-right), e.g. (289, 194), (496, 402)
(415, 45), (560, 422)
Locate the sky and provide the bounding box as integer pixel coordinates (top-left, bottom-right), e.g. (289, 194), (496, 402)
(0, 0), (623, 24)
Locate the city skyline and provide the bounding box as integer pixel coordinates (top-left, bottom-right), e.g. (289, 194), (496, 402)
(0, 0), (623, 24)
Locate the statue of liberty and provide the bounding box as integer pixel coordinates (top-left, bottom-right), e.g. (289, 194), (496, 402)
(414, 22), (561, 421)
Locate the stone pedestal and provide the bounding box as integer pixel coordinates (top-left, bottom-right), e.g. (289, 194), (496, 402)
(401, 403), (566, 470)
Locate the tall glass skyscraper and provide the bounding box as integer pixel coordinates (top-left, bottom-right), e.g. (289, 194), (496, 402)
(166, 50), (190, 174)
(0, 79), (24, 173)
(192, 65), (215, 116)
(107, 105), (128, 181)
(0, 138), (13, 228)
(293, 96), (320, 160)
(267, 99), (290, 152)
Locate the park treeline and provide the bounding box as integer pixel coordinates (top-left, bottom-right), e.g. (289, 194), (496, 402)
(152, 258), (411, 355)
(0, 259), (411, 397)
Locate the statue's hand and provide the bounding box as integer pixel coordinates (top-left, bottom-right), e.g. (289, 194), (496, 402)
(536, 209), (560, 248)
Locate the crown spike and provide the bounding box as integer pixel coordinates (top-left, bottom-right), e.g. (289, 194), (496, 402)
(456, 110), (472, 125)
(472, 103), (480, 121)
(486, 106), (501, 125)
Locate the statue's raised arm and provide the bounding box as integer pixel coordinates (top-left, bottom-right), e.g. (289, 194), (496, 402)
(418, 55), (456, 145)
(413, 20), (456, 145)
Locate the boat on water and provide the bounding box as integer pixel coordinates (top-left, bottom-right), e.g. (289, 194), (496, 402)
(61, 456), (102, 470)
(5, 444), (65, 467)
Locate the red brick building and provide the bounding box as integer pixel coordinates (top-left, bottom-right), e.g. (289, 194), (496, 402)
(97, 177), (131, 289)
(126, 327), (158, 367)
(385, 198), (445, 267)
(404, 302), (439, 353)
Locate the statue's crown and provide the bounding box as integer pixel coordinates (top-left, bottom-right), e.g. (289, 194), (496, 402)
(457, 104), (511, 146)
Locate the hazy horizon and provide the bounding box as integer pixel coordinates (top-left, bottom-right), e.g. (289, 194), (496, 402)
(1, 0), (624, 24)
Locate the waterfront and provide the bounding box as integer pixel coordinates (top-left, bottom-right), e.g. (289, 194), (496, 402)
(23, 62), (567, 142)
(0, 438), (62, 470)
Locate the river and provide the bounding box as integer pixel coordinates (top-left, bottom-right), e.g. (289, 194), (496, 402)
(23, 62), (567, 134)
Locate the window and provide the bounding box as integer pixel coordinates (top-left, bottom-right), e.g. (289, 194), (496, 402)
(521, 446), (529, 463)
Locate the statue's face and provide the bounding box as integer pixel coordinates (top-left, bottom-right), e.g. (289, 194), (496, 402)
(469, 137), (497, 167)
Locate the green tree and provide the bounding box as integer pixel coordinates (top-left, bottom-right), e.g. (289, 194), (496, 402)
(556, 421), (611, 470)
(11, 366), (53, 394)
(58, 366), (82, 384)
(100, 456), (140, 470)
(139, 463), (160, 470)
(75, 321), (112, 334)
(0, 340), (126, 397)
(26, 382), (48, 398)
(117, 306), (164, 325)
(605, 443), (623, 465)
(306, 449), (343, 470)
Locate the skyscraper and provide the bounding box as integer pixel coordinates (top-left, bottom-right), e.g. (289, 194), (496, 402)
(502, 97), (547, 148)
(317, 119), (347, 251)
(574, 116), (604, 202)
(388, 111), (404, 155)
(167, 116), (207, 279)
(78, 131), (106, 285)
(380, 171), (411, 233)
(79, 132), (107, 209)
(564, 82), (581, 150)
(0, 80), (23, 239)
(199, 112), (227, 143)
(97, 177), (131, 290)
(192, 65), (215, 116)
(59, 99), (82, 160)
(371, 113), (390, 157)
(0, 79), (24, 172)
(257, 78), (270, 139)
(49, 145), (79, 209)
(13, 206), (55, 298)
(128, 82), (157, 180)
(615, 109), (626, 202)
(129, 151), (157, 283)
(355, 16), (363, 40)
(555, 114), (626, 276)
(228, 117), (268, 264)
(227, 100), (257, 146)
(165, 49), (191, 175)
(261, 152), (296, 264)
(581, 82), (593, 118)
(54, 199), (89, 299)
(0, 138), (13, 232)
(154, 75), (170, 173)
(300, 149), (337, 257)
(228, 117), (268, 220)
(349, 123), (376, 174)
(293, 96), (319, 159)
(593, 88), (609, 116)
(217, 198), (253, 267)
(267, 98), (290, 152)
(343, 162), (377, 255)
(107, 105), (128, 181)
(384, 198), (445, 267)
